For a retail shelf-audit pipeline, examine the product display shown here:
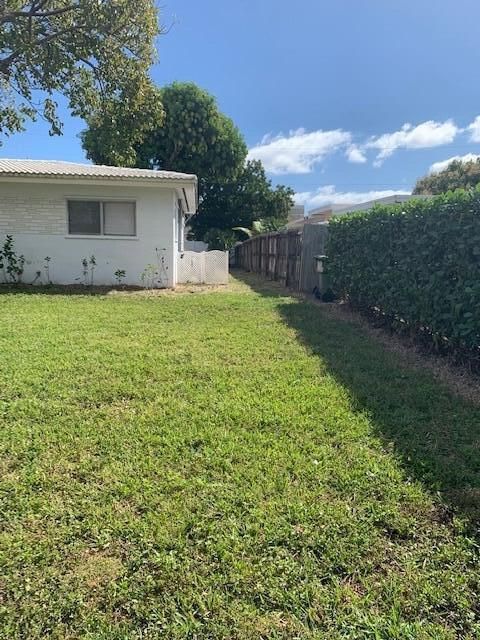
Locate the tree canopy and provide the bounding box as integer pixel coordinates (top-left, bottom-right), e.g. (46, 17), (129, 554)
(82, 82), (294, 246)
(190, 160), (294, 247)
(413, 158), (480, 195)
(0, 0), (159, 141)
(80, 80), (164, 168)
(83, 82), (247, 181)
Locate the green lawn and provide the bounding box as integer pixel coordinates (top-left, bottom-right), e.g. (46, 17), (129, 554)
(0, 274), (479, 639)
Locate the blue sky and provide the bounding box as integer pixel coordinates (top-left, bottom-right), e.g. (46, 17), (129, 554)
(3, 0), (480, 211)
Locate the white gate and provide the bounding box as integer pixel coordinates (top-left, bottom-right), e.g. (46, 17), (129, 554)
(177, 251), (229, 285)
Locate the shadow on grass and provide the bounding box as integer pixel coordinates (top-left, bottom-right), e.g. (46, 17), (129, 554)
(229, 268), (292, 298)
(236, 270), (480, 529)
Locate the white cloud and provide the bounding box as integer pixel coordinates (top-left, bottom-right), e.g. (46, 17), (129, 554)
(250, 115), (480, 174)
(429, 153), (480, 174)
(366, 119), (459, 164)
(467, 115), (480, 142)
(247, 127), (351, 174)
(294, 185), (410, 209)
(345, 145), (367, 163)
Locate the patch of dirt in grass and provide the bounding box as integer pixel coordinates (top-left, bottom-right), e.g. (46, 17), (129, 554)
(67, 549), (124, 591)
(315, 300), (480, 407)
(0, 458), (20, 484)
(252, 611), (305, 637)
(447, 488), (480, 520)
(0, 278), (243, 297)
(341, 575), (367, 599)
(108, 282), (232, 297)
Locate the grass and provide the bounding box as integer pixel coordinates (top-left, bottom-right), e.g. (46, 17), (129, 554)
(0, 273), (479, 639)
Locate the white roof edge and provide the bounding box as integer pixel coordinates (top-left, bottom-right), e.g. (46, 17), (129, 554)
(308, 203), (352, 215)
(307, 194), (418, 217)
(176, 184), (198, 214)
(0, 158), (197, 183)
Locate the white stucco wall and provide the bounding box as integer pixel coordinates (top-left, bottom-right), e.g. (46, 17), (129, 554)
(0, 180), (178, 287)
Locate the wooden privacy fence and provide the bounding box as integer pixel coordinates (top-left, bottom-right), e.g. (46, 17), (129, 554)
(234, 224), (329, 293)
(234, 230), (302, 289)
(299, 224), (329, 292)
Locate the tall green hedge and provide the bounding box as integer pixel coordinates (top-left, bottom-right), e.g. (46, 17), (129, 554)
(327, 190), (480, 357)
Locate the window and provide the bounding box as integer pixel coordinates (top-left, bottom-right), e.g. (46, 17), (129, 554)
(68, 200), (136, 236)
(68, 201), (101, 235)
(103, 202), (136, 236)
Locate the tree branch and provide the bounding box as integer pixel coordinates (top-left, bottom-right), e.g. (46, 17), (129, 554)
(0, 3), (78, 25)
(0, 24), (88, 75)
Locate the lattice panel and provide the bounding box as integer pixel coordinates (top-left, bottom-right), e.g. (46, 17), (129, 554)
(177, 251), (229, 285)
(203, 250), (229, 284)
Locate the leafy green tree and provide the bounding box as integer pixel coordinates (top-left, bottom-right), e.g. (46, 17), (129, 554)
(201, 228), (238, 251)
(138, 83), (248, 185)
(0, 0), (159, 141)
(82, 82), (293, 246)
(189, 160), (294, 247)
(233, 219), (279, 239)
(80, 79), (164, 167)
(83, 81), (247, 180)
(413, 158), (480, 194)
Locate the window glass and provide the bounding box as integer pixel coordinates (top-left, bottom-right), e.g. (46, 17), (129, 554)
(68, 201), (101, 234)
(103, 202), (136, 236)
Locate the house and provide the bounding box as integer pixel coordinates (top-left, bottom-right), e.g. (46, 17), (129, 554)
(285, 195), (433, 231)
(285, 203), (349, 229)
(287, 204), (305, 225)
(0, 159), (197, 287)
(306, 194), (423, 223)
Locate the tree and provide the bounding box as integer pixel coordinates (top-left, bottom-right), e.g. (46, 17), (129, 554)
(413, 159), (480, 194)
(82, 82), (293, 246)
(80, 79), (164, 168)
(83, 81), (247, 180)
(189, 160), (294, 248)
(0, 1), (159, 141)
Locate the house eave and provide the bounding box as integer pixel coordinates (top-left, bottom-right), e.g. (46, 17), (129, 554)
(0, 175), (197, 190)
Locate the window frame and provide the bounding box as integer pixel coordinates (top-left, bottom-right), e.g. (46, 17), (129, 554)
(66, 198), (137, 238)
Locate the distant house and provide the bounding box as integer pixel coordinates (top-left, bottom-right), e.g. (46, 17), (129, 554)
(307, 194), (421, 224)
(0, 159), (198, 287)
(285, 203), (350, 229)
(287, 204), (305, 223)
(285, 194), (432, 230)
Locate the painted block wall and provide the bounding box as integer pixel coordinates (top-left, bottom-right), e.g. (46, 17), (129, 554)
(0, 181), (177, 286)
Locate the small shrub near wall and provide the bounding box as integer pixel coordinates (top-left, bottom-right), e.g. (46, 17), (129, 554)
(327, 189), (480, 363)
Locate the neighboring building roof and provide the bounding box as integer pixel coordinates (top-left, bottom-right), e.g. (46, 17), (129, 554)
(286, 204), (348, 229)
(282, 194), (432, 231)
(285, 204), (306, 229)
(308, 203), (353, 217)
(304, 194), (429, 224)
(332, 194), (415, 215)
(0, 159), (196, 183)
(288, 204), (305, 222)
